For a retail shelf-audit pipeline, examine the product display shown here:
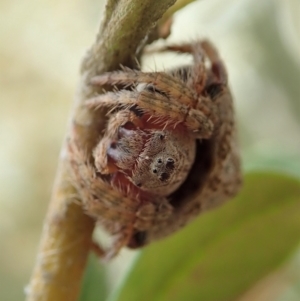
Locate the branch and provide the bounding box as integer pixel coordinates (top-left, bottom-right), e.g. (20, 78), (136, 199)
(25, 1), (176, 301)
(159, 0), (197, 25)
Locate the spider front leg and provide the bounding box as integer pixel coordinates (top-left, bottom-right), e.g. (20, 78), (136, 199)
(68, 135), (141, 260)
(143, 38), (225, 89)
(91, 69), (196, 107)
(87, 85), (215, 139)
(88, 41), (223, 139)
(155, 40), (228, 136)
(153, 40), (228, 85)
(93, 109), (144, 174)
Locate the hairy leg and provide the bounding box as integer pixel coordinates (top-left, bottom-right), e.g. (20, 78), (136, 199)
(153, 40), (227, 84)
(93, 110), (143, 174)
(87, 88), (214, 138)
(91, 69), (196, 106)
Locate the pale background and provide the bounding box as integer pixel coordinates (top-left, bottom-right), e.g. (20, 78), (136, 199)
(1, 0), (300, 300)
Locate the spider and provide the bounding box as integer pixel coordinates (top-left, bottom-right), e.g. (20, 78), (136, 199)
(68, 40), (241, 259)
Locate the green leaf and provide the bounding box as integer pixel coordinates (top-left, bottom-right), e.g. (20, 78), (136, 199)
(79, 253), (108, 301)
(244, 153), (300, 179)
(110, 172), (300, 301)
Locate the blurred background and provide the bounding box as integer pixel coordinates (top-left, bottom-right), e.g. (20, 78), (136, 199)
(0, 0), (299, 300)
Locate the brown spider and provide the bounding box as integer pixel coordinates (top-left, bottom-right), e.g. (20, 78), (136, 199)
(68, 40), (242, 259)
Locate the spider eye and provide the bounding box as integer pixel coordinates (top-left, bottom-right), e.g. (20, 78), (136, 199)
(157, 158), (163, 164)
(152, 169), (157, 174)
(110, 141), (117, 149)
(166, 158), (175, 169)
(159, 172), (170, 182)
(159, 134), (165, 140)
(136, 182), (142, 187)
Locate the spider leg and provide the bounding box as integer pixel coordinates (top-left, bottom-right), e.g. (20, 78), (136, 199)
(69, 141), (138, 260)
(156, 42), (207, 95)
(150, 40), (227, 84)
(68, 136), (141, 258)
(104, 225), (134, 260)
(87, 89), (214, 138)
(68, 135), (137, 213)
(90, 241), (106, 257)
(200, 40), (228, 84)
(147, 41), (227, 138)
(93, 110), (143, 174)
(91, 70), (196, 107)
(101, 198), (173, 258)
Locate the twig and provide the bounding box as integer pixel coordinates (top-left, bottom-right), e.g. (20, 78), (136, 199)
(25, 1), (176, 301)
(159, 0), (198, 25)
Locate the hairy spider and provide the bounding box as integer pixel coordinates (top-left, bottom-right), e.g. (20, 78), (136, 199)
(68, 40), (242, 259)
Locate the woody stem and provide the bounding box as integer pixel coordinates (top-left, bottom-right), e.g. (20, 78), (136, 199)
(25, 1), (176, 301)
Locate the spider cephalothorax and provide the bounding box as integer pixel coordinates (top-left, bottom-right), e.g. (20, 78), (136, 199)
(92, 109), (197, 197)
(68, 40), (242, 259)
